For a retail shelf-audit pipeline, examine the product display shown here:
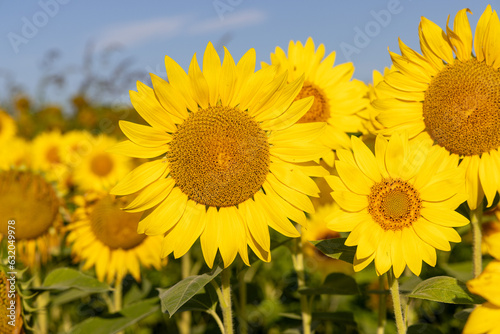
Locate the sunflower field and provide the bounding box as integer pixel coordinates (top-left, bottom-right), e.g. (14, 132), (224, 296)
(1, 4), (500, 334)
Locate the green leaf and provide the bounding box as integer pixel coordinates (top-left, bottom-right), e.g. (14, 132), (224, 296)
(68, 298), (159, 334)
(51, 288), (96, 306)
(158, 264), (223, 316)
(408, 276), (486, 304)
(39, 268), (111, 293)
(176, 293), (217, 313)
(299, 273), (360, 295)
(407, 324), (443, 334)
(310, 238), (356, 264)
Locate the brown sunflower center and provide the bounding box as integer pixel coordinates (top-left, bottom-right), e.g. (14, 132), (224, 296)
(295, 83), (330, 123)
(89, 195), (146, 250)
(90, 153), (114, 176)
(46, 146), (61, 164)
(368, 178), (422, 231)
(0, 171), (59, 239)
(423, 58), (500, 156)
(167, 106), (270, 207)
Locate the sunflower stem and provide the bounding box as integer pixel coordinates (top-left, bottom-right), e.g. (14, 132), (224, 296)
(177, 255), (192, 334)
(471, 206), (483, 278)
(237, 262), (248, 334)
(388, 271), (405, 334)
(377, 274), (387, 334)
(34, 275), (49, 334)
(220, 268), (234, 334)
(292, 237), (312, 334)
(114, 277), (124, 334)
(207, 308), (225, 334)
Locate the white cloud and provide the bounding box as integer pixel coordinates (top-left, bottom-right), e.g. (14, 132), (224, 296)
(189, 9), (267, 35)
(97, 15), (191, 48)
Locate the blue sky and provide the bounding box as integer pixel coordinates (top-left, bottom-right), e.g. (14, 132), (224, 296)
(0, 0), (494, 106)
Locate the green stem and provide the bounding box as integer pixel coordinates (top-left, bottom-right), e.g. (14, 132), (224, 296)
(114, 277), (123, 313)
(471, 206), (483, 278)
(238, 263), (248, 334)
(178, 255), (192, 334)
(388, 271), (405, 334)
(34, 275), (48, 334)
(114, 278), (124, 334)
(206, 309), (225, 334)
(221, 268), (234, 334)
(292, 237), (311, 334)
(377, 274), (387, 334)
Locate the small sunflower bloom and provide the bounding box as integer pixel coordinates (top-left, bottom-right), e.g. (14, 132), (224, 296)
(327, 134), (469, 277)
(263, 37), (369, 165)
(71, 134), (133, 192)
(110, 42), (330, 268)
(375, 6), (500, 210)
(464, 260), (500, 334)
(67, 192), (163, 284)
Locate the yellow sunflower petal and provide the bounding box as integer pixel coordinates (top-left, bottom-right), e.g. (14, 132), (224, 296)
(420, 207), (469, 227)
(412, 218), (451, 251)
(391, 230), (406, 278)
(402, 228), (422, 276)
(202, 42), (221, 106)
(335, 160), (371, 195)
(474, 5), (493, 62)
(351, 136), (382, 182)
(123, 177), (175, 212)
(484, 9), (500, 69)
(108, 140), (169, 159)
(119, 120), (172, 147)
(188, 53), (209, 109)
(463, 302), (500, 334)
(420, 17), (454, 63)
(452, 8), (473, 61)
(331, 190), (368, 212)
(150, 74), (188, 121)
(130, 84), (178, 131)
(374, 230), (394, 275)
(327, 210), (371, 232)
(200, 206), (219, 268)
(164, 55), (198, 112)
(110, 159), (168, 196)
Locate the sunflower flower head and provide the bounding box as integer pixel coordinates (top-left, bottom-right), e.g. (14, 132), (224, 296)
(263, 37), (370, 165)
(327, 133), (468, 277)
(110, 42), (330, 268)
(67, 191), (164, 284)
(375, 6), (500, 210)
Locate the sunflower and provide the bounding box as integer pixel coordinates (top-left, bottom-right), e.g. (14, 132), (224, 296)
(464, 260), (500, 334)
(31, 131), (69, 192)
(110, 42), (330, 268)
(263, 37), (369, 165)
(67, 191), (163, 284)
(327, 134), (469, 277)
(301, 202), (353, 276)
(0, 109), (16, 144)
(375, 6), (500, 210)
(71, 134), (132, 192)
(0, 137), (31, 170)
(0, 170), (62, 269)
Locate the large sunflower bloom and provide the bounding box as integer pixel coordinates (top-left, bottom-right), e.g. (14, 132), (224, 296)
(263, 37), (369, 165)
(375, 6), (500, 210)
(67, 192), (163, 284)
(110, 42), (330, 268)
(327, 134), (469, 277)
